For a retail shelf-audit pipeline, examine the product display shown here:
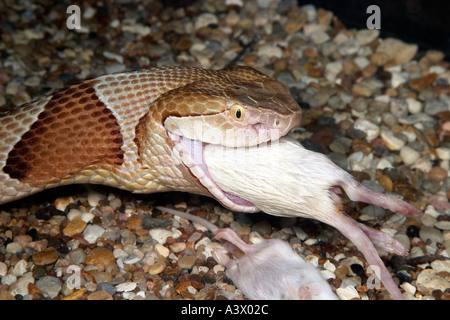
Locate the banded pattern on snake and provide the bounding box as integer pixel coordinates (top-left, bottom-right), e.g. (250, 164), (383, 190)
(0, 66), (301, 211)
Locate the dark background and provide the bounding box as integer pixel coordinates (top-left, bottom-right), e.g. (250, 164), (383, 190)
(301, 0), (450, 59)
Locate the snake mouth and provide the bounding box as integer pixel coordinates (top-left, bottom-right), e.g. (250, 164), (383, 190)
(168, 132), (259, 213)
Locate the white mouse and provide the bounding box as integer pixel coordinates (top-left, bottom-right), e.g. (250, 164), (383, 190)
(157, 206), (339, 300)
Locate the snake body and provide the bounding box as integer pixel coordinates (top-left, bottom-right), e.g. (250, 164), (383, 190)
(0, 66), (301, 211)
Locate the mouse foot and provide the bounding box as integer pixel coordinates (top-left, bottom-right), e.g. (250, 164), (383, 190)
(357, 222), (408, 256)
(215, 228), (254, 254)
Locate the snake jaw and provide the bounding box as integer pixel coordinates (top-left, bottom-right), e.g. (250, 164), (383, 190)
(167, 132), (259, 213)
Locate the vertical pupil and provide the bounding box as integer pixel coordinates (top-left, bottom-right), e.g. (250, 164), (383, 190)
(236, 109), (241, 118)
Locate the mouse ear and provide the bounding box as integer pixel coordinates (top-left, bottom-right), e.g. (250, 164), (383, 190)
(298, 286), (312, 300)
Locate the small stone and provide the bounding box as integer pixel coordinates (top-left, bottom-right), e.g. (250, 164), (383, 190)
(87, 191), (106, 207)
(32, 247), (58, 265)
(68, 248), (86, 264)
(63, 219), (87, 236)
(86, 247), (116, 269)
(178, 255), (196, 269)
(317, 8), (333, 25)
(376, 38), (418, 64)
(416, 271), (449, 293)
(195, 13), (218, 30)
(149, 228), (173, 244)
(427, 166), (448, 183)
(67, 209), (82, 221)
(338, 39), (360, 56)
(8, 273), (34, 296)
(419, 227), (444, 243)
(0, 292), (15, 300)
(406, 98), (422, 114)
(35, 276), (62, 299)
(377, 174), (393, 192)
(54, 197), (74, 211)
(6, 242), (23, 254)
(380, 128), (405, 150)
(81, 212), (95, 223)
(353, 119), (380, 141)
(409, 73), (437, 93)
(155, 243), (170, 257)
(116, 282), (137, 292)
(400, 146), (420, 165)
(390, 99), (408, 118)
(87, 290), (113, 300)
(170, 242), (187, 253)
(97, 282), (117, 296)
(424, 99), (448, 115)
(336, 285), (360, 300)
(425, 50), (444, 64)
(436, 148), (450, 160)
(62, 288), (87, 300)
(148, 262), (165, 275)
(12, 259), (29, 276)
(257, 44), (283, 59)
(83, 225), (105, 244)
(355, 29), (379, 45)
(126, 214), (142, 230)
(435, 221), (450, 231)
(352, 78), (384, 97)
(310, 30), (330, 45)
(0, 262), (7, 276)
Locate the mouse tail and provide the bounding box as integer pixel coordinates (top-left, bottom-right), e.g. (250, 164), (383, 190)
(156, 206), (219, 233)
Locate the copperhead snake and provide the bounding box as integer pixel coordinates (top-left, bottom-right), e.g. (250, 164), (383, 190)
(0, 66), (301, 209)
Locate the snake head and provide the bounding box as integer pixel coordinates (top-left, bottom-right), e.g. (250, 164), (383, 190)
(148, 67), (302, 212)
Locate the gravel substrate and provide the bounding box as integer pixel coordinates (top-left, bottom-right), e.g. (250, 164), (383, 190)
(0, 0), (449, 300)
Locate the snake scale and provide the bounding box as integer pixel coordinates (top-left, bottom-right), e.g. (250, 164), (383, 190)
(0, 66), (301, 210)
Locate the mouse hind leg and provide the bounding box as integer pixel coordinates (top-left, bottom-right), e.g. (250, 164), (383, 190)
(338, 174), (421, 216)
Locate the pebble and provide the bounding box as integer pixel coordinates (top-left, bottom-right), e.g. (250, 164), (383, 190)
(36, 276), (62, 299)
(416, 271), (450, 293)
(68, 248), (86, 264)
(86, 247), (116, 269)
(427, 166), (448, 183)
(169, 242), (186, 253)
(87, 290), (114, 300)
(376, 38), (418, 64)
(6, 242), (23, 254)
(381, 128), (405, 150)
(419, 227), (444, 243)
(126, 214), (143, 230)
(116, 282), (137, 292)
(32, 247), (58, 266)
(87, 191), (106, 207)
(148, 262), (166, 275)
(0, 262), (7, 277)
(178, 255), (196, 269)
(63, 219), (87, 236)
(355, 29), (379, 45)
(353, 119), (380, 141)
(9, 273), (34, 296)
(406, 98), (423, 114)
(83, 225), (106, 244)
(336, 285), (360, 300)
(155, 243), (170, 257)
(400, 146), (420, 165)
(149, 228), (173, 244)
(12, 259), (29, 277)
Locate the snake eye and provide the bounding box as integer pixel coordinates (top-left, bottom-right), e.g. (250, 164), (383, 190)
(231, 105), (245, 121)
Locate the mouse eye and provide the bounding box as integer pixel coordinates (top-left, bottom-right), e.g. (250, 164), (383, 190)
(231, 104), (245, 121)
